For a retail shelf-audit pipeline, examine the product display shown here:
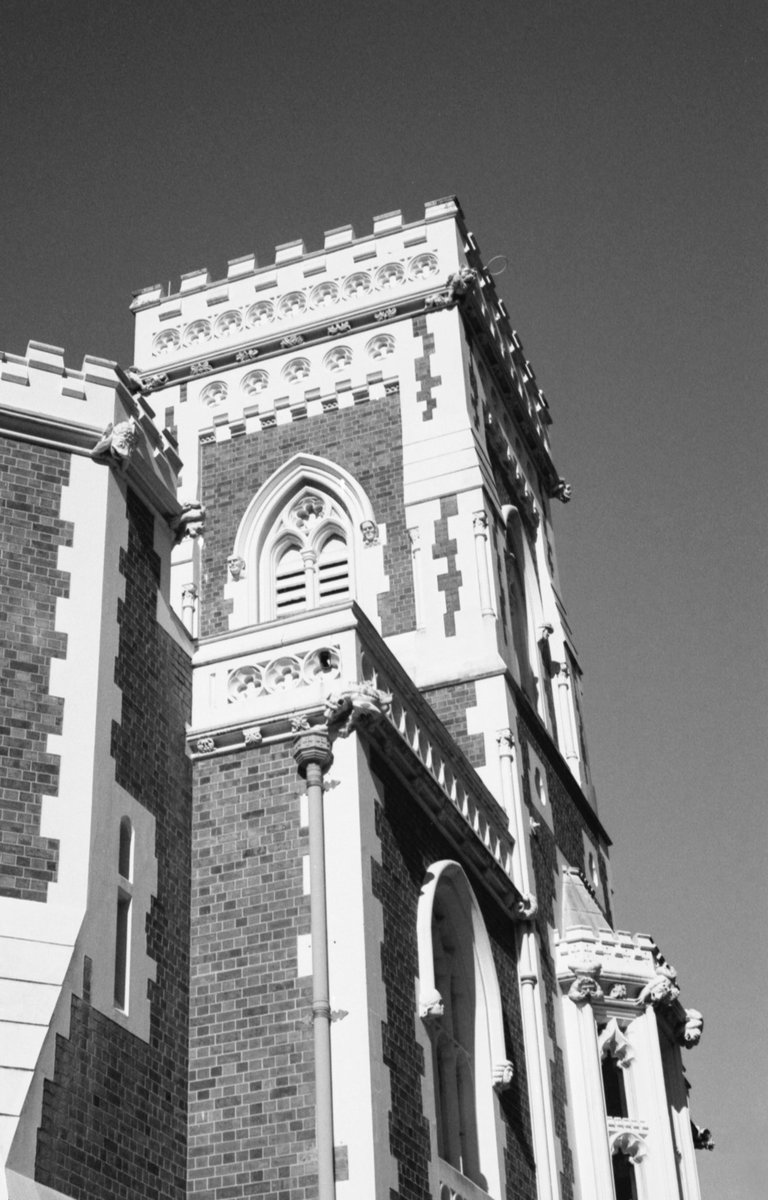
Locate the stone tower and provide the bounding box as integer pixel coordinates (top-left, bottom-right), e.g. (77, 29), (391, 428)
(0, 198), (710, 1200)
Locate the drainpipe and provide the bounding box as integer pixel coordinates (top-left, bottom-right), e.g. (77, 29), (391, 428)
(292, 728), (336, 1200)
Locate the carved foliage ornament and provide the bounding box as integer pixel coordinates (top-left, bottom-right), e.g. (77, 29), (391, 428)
(599, 1018), (634, 1068)
(611, 1130), (648, 1164)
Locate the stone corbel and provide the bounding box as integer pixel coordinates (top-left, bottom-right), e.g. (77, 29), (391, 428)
(359, 519), (380, 547)
(691, 1121), (715, 1151)
(598, 1018), (634, 1068)
(419, 988), (444, 1025)
(90, 418), (138, 468)
(324, 681), (392, 740)
(638, 960), (680, 1009)
(171, 500), (206, 543)
(676, 1007), (704, 1048)
(548, 477), (572, 503)
(425, 267), (477, 311)
(566, 955), (604, 1005)
(227, 554), (246, 580)
(492, 1059), (515, 1093)
(516, 893), (538, 920)
(610, 1129), (648, 1164)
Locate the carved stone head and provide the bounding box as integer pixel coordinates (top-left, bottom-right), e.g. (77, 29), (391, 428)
(360, 519), (379, 546)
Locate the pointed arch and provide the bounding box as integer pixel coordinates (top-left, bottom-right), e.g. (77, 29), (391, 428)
(417, 861), (507, 1195)
(231, 453), (377, 624)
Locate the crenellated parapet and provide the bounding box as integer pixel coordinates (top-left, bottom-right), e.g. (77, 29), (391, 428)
(0, 341), (185, 523)
(129, 197), (561, 498)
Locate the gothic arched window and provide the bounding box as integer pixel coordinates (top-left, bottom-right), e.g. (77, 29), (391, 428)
(268, 490), (351, 617)
(228, 453), (382, 626)
(417, 862), (509, 1195)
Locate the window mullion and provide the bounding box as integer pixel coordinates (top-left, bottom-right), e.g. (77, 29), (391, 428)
(302, 548), (318, 607)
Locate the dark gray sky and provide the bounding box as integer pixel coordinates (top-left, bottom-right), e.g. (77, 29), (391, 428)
(2, 2), (765, 1193)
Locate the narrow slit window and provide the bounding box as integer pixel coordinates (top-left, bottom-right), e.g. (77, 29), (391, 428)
(114, 892), (131, 1010)
(114, 818), (133, 1012)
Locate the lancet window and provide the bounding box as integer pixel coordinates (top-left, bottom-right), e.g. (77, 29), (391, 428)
(417, 861), (509, 1197)
(270, 490), (351, 616)
(114, 816), (133, 1011)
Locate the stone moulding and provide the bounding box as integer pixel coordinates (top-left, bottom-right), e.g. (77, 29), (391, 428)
(608, 1119), (649, 1163)
(226, 645), (342, 703)
(357, 647), (516, 889)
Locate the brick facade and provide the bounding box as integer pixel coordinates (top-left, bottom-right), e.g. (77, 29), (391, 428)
(0, 439), (70, 901)
(423, 681), (485, 769)
(370, 752), (537, 1200)
(199, 396), (415, 640)
(188, 743), (315, 1199)
(36, 488), (192, 1200)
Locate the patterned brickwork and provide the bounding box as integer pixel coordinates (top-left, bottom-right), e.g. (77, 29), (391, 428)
(0, 439), (70, 901)
(412, 316), (441, 421)
(188, 743), (315, 1199)
(199, 395), (415, 639)
(370, 751), (537, 1200)
(432, 495), (462, 637)
(36, 488), (193, 1200)
(422, 681), (485, 768)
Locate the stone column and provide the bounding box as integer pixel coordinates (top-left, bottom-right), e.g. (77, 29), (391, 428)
(180, 583), (197, 635)
(292, 727), (336, 1200)
(472, 510), (495, 617)
(407, 527), (425, 630)
(555, 664), (581, 777)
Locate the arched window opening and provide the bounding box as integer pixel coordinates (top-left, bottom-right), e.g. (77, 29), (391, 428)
(267, 491), (352, 618)
(114, 818), (134, 1012)
(601, 1053), (628, 1119)
(229, 454), (381, 626)
(418, 862), (508, 1197)
(432, 891), (480, 1181)
(598, 1019), (631, 1119)
(612, 1151), (638, 1200)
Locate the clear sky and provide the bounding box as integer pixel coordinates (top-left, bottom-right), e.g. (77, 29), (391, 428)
(2, 2), (765, 1194)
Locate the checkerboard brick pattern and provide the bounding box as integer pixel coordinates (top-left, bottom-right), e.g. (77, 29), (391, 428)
(188, 743), (316, 1198)
(36, 488), (192, 1200)
(199, 396), (415, 640)
(0, 438), (70, 901)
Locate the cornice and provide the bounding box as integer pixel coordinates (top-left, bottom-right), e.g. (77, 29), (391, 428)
(134, 290), (444, 392)
(186, 602), (526, 917)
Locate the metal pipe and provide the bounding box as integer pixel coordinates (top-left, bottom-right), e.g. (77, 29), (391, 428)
(293, 731), (336, 1200)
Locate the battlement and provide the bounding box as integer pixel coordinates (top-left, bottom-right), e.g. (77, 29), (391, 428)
(0, 340), (183, 516)
(130, 196), (554, 469)
(131, 197), (464, 308)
